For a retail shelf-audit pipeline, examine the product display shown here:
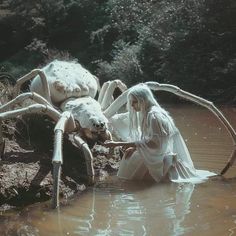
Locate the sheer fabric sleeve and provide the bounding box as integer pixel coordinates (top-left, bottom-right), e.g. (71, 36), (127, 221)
(141, 111), (175, 148)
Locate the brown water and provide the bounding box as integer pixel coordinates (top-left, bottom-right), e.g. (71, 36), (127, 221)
(0, 105), (236, 236)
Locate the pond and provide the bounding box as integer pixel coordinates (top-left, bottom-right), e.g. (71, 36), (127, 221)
(0, 105), (236, 236)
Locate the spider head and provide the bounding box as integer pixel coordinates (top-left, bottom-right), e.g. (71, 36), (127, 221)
(82, 114), (108, 133)
(63, 97), (111, 141)
(76, 113), (111, 142)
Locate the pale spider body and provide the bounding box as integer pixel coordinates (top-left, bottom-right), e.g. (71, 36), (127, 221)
(30, 60), (98, 103)
(30, 60), (110, 140)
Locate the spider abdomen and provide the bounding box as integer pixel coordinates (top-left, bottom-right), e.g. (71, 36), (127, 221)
(30, 60), (98, 104)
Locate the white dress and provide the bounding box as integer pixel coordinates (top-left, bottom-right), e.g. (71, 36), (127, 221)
(111, 106), (215, 183)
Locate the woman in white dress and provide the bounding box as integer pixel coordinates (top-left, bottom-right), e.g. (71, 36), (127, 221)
(104, 84), (215, 183)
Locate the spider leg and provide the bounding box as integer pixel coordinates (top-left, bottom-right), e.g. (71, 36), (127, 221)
(14, 69), (52, 104)
(99, 80), (127, 110)
(98, 82), (129, 141)
(104, 90), (128, 118)
(97, 81), (109, 104)
(0, 92), (58, 159)
(52, 111), (76, 208)
(0, 103), (61, 121)
(0, 124), (5, 159)
(0, 92), (52, 113)
(0, 104), (61, 158)
(73, 134), (95, 185)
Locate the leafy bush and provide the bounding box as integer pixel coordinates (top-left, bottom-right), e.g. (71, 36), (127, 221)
(95, 0), (236, 102)
(97, 40), (142, 85)
(0, 0), (235, 102)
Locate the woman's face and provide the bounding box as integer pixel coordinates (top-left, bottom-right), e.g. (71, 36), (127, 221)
(130, 95), (141, 111)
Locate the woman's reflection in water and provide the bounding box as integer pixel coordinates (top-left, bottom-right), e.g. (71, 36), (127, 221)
(68, 180), (195, 236)
(0, 181), (195, 236)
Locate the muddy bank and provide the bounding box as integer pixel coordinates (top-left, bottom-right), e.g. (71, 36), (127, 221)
(0, 116), (120, 211)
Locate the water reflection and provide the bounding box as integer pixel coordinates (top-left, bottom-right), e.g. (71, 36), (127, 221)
(0, 208), (40, 236)
(49, 179), (195, 236)
(2, 179), (236, 236)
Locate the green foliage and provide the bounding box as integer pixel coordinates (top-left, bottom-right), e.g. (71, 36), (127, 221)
(97, 0), (207, 85)
(96, 0), (236, 102)
(0, 0), (235, 102)
(97, 40), (142, 85)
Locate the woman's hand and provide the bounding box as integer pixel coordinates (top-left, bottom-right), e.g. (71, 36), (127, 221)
(123, 147), (136, 159)
(103, 140), (136, 149)
(103, 140), (120, 148)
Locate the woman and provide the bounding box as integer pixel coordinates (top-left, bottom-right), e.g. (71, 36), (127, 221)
(104, 84), (215, 183)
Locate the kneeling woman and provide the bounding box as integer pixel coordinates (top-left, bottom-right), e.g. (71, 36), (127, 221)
(104, 84), (215, 183)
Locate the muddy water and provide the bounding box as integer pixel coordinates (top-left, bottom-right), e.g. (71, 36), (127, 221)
(0, 105), (236, 236)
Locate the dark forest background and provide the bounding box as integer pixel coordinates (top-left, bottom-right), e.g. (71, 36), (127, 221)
(0, 0), (235, 103)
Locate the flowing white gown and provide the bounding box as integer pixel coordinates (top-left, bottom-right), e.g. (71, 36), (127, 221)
(110, 106), (215, 183)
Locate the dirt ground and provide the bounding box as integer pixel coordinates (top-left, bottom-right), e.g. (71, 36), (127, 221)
(0, 115), (120, 211)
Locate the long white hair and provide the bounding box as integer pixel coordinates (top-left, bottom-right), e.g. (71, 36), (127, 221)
(127, 84), (173, 140)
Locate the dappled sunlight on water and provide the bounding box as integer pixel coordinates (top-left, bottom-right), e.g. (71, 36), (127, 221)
(0, 105), (236, 236)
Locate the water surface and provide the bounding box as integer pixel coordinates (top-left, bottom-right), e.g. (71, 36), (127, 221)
(0, 105), (236, 236)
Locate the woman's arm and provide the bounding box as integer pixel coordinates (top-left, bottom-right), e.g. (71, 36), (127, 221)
(143, 110), (171, 149)
(103, 140), (136, 149)
(145, 139), (159, 149)
(103, 139), (159, 149)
